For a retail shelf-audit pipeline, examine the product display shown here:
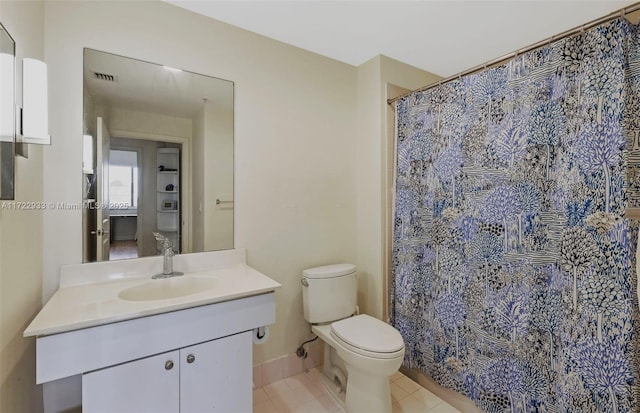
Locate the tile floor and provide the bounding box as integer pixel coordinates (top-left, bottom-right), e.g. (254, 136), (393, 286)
(254, 368), (462, 413)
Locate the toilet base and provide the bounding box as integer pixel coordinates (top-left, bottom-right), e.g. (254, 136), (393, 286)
(344, 365), (392, 413)
(318, 338), (347, 409)
(319, 371), (347, 407)
(319, 359), (394, 413)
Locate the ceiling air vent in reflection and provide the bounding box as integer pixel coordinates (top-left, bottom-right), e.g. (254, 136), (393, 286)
(92, 72), (117, 82)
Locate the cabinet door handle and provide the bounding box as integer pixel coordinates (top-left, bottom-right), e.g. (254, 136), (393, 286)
(187, 354), (195, 364)
(165, 360), (174, 370)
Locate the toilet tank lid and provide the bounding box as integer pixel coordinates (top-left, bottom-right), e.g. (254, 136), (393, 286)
(303, 264), (356, 279)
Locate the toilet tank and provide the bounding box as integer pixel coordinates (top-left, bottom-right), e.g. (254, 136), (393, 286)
(302, 264), (357, 324)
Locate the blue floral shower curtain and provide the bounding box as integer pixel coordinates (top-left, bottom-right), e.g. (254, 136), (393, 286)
(392, 18), (640, 413)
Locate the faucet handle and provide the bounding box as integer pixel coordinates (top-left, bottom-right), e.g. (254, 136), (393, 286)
(153, 232), (172, 248)
(153, 231), (169, 242)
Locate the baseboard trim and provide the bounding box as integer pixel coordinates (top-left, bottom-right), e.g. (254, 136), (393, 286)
(253, 341), (320, 388)
(399, 366), (483, 413)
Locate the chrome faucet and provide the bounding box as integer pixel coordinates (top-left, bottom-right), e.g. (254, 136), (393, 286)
(152, 232), (183, 279)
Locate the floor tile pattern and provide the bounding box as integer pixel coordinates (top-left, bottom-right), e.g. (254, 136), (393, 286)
(254, 369), (462, 413)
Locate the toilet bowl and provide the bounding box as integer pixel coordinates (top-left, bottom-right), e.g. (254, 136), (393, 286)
(312, 314), (404, 413)
(301, 264), (405, 413)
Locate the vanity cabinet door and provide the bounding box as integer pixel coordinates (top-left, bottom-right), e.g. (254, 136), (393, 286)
(179, 331), (252, 413)
(82, 349), (180, 413)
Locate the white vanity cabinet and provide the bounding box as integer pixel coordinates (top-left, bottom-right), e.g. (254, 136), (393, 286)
(83, 331), (251, 413)
(31, 291), (275, 413)
(25, 250), (281, 413)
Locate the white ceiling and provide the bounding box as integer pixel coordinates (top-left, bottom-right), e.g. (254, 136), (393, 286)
(166, 0), (637, 77)
(84, 48), (233, 119)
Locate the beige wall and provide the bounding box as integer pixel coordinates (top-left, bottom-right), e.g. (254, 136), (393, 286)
(356, 55), (440, 319)
(355, 56), (380, 316)
(0, 1), (45, 412)
(42, 0), (358, 368)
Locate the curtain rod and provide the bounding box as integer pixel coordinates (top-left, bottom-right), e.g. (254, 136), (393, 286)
(388, 2), (640, 105)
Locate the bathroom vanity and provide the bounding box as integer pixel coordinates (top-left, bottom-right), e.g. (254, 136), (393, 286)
(24, 249), (280, 412)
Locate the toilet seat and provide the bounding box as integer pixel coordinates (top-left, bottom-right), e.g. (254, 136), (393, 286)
(330, 314), (405, 360)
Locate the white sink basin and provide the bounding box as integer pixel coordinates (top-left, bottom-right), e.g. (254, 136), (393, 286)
(118, 276), (218, 301)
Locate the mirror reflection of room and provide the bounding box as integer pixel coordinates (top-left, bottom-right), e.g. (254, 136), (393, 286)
(82, 48), (234, 263)
(107, 143), (182, 261)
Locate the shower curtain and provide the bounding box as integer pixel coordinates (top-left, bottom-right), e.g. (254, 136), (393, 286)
(392, 18), (640, 413)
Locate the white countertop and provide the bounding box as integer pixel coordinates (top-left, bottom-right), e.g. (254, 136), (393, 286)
(25, 261), (281, 337)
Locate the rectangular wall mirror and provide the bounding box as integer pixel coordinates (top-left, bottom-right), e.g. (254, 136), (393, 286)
(82, 48), (234, 262)
(0, 22), (15, 199)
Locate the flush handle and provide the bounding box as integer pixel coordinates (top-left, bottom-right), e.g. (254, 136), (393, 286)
(300, 278), (309, 287)
(165, 360), (174, 370)
(187, 354), (195, 364)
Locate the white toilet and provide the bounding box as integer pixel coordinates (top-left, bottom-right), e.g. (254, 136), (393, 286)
(302, 264), (405, 413)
